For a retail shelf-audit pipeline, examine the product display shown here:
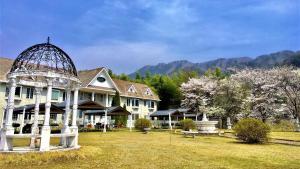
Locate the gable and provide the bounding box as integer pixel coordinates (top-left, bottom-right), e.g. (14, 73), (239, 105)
(88, 69), (118, 90)
(128, 85), (137, 93)
(112, 78), (160, 101)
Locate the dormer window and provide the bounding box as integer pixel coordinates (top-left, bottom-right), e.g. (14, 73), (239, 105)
(145, 88), (152, 96)
(128, 85), (137, 93)
(97, 77), (106, 83)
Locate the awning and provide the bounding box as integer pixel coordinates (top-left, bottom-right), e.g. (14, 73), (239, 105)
(84, 106), (130, 116)
(13, 103), (65, 114)
(150, 108), (190, 117)
(55, 100), (105, 110)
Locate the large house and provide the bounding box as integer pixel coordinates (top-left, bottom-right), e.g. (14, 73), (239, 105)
(0, 57), (159, 126)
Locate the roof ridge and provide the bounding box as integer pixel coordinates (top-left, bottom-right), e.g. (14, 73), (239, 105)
(78, 67), (104, 72)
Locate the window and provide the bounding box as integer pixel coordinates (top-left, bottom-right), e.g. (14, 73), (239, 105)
(135, 99), (139, 107)
(13, 113), (18, 120)
(133, 114), (139, 120)
(5, 87), (9, 96)
(26, 87), (34, 99)
(132, 99), (139, 107)
(144, 100), (147, 106)
(128, 85), (136, 93)
(6, 86), (22, 97)
(151, 101), (155, 108)
(51, 89), (60, 101)
(62, 92), (66, 101)
(147, 101), (155, 109)
(97, 77), (106, 82)
(50, 114), (57, 120)
(127, 99), (131, 106)
(15, 87), (21, 97)
(145, 88), (152, 96)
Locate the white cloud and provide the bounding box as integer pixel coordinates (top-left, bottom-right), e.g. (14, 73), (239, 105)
(68, 40), (176, 74)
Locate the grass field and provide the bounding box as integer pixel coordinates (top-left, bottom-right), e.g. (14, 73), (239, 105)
(0, 130), (300, 169)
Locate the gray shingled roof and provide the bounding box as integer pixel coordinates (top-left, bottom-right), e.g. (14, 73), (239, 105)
(150, 108), (190, 117)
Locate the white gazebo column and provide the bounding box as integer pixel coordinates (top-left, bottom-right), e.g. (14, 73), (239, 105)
(30, 87), (42, 148)
(69, 87), (79, 147)
(19, 106), (26, 134)
(40, 78), (53, 151)
(61, 88), (71, 147)
(168, 113), (172, 130)
(0, 77), (17, 151)
(103, 93), (108, 133)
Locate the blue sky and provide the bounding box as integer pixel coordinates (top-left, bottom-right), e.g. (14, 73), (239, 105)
(0, 0), (299, 74)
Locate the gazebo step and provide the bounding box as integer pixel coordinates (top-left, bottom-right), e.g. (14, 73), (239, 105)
(6, 134), (41, 138)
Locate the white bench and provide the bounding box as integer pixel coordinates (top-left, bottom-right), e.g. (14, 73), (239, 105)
(181, 131), (199, 138)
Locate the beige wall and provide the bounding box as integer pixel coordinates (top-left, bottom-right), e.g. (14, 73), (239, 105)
(0, 82), (66, 125)
(0, 82), (159, 124)
(120, 96), (157, 119)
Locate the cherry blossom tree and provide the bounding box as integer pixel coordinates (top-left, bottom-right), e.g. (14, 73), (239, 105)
(180, 77), (218, 114)
(231, 68), (284, 122)
(214, 79), (248, 127)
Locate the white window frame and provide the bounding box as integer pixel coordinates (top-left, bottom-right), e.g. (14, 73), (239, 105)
(26, 87), (34, 99)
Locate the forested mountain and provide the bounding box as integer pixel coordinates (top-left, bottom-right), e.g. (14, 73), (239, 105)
(130, 50), (300, 77)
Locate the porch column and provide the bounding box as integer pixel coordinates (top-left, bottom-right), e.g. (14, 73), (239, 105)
(0, 77), (16, 151)
(30, 87), (42, 148)
(61, 88), (71, 147)
(70, 87), (79, 147)
(91, 115), (94, 125)
(103, 93), (108, 133)
(129, 113), (132, 132)
(19, 106), (26, 134)
(40, 78), (53, 151)
(168, 113), (172, 130)
(91, 92), (95, 101)
(196, 113), (199, 122)
(183, 113), (186, 120)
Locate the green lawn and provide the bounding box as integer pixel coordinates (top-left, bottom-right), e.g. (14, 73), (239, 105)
(0, 130), (300, 169)
(270, 132), (300, 141)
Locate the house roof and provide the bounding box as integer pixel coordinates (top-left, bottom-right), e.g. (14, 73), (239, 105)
(0, 57), (14, 82)
(55, 100), (105, 110)
(0, 57), (159, 101)
(13, 103), (65, 114)
(112, 78), (160, 101)
(84, 106), (130, 116)
(78, 67), (105, 87)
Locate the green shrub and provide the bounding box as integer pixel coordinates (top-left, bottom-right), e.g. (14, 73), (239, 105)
(180, 119), (196, 131)
(134, 118), (152, 130)
(269, 120), (296, 132)
(234, 118), (270, 143)
(114, 116), (128, 128)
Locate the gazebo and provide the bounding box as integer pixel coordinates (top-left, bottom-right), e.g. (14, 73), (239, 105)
(0, 38), (81, 152)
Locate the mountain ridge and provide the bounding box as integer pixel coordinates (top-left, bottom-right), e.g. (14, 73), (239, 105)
(129, 50), (300, 77)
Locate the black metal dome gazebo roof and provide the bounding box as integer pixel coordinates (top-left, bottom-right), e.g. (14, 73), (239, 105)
(10, 37), (78, 77)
